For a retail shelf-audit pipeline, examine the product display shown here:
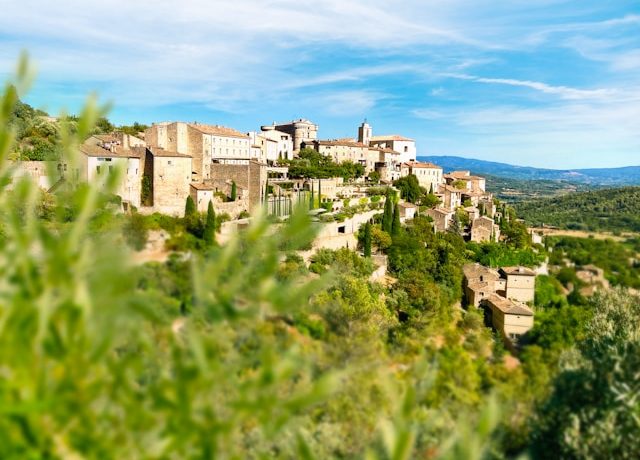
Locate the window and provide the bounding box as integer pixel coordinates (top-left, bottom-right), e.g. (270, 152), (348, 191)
(404, 146), (408, 153)
(96, 166), (101, 173)
(167, 160), (172, 165)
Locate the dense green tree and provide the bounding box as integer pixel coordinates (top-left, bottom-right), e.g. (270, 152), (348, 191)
(203, 200), (216, 244)
(394, 174), (422, 203)
(382, 193), (393, 234)
(184, 195), (196, 218)
(392, 202), (401, 236)
(363, 222), (372, 257)
(531, 290), (640, 459)
(230, 181), (237, 201)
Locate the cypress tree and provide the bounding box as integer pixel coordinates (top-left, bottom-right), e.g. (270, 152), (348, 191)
(392, 202), (401, 236)
(382, 193), (393, 233)
(184, 195), (196, 218)
(363, 222), (372, 258)
(203, 200), (216, 244)
(230, 181), (237, 201)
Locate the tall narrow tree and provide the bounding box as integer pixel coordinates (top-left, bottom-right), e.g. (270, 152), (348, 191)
(392, 202), (401, 236)
(185, 195), (196, 218)
(230, 181), (237, 201)
(203, 200), (216, 244)
(363, 222), (372, 258)
(382, 193), (393, 234)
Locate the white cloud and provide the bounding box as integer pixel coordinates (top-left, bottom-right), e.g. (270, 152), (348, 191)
(473, 77), (615, 100)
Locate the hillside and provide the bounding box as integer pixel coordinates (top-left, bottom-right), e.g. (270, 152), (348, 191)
(514, 187), (640, 233)
(484, 174), (594, 202)
(419, 155), (640, 186)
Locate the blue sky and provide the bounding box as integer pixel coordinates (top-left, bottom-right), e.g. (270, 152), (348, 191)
(1, 0), (639, 168)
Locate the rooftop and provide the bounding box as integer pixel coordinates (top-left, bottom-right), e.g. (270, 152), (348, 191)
(500, 266), (537, 277)
(190, 182), (217, 191)
(316, 140), (368, 148)
(149, 148), (192, 158)
(189, 123), (249, 139)
(484, 294), (534, 316)
(370, 135), (414, 142)
(404, 161), (442, 169)
(463, 263), (501, 282)
(80, 144), (141, 158)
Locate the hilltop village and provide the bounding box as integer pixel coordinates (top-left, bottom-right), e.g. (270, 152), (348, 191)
(12, 117), (539, 348)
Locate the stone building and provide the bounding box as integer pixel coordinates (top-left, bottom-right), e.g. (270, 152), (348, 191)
(355, 120), (416, 164)
(145, 122), (251, 182)
(482, 294), (534, 347)
(463, 263), (536, 349)
(425, 207), (454, 233)
(470, 216), (500, 243)
(79, 143), (144, 209)
(259, 125), (294, 160)
(10, 161), (62, 191)
(499, 266), (537, 303)
(438, 184), (463, 211)
(247, 132), (278, 163)
(369, 135), (416, 163)
(398, 202), (417, 222)
(400, 161), (443, 192)
(209, 160), (268, 210)
(270, 119), (318, 151)
(463, 264), (505, 308)
(145, 148), (193, 216)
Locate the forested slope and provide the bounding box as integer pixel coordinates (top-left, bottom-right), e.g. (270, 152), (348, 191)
(515, 187), (640, 232)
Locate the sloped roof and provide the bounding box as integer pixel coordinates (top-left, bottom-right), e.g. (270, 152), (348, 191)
(189, 123), (249, 139)
(190, 182), (216, 191)
(485, 294), (534, 316)
(500, 266), (536, 277)
(316, 140), (368, 148)
(149, 148), (192, 158)
(80, 144), (141, 158)
(370, 135), (414, 142)
(405, 161), (442, 169)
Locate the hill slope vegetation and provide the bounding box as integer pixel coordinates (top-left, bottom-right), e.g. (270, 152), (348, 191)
(515, 187), (640, 233)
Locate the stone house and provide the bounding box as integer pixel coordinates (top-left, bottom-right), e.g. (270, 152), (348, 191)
(400, 161), (443, 192)
(146, 148), (193, 216)
(259, 125), (293, 161)
(79, 143), (144, 209)
(305, 140), (373, 173)
(145, 121), (251, 182)
(463, 264), (506, 307)
(425, 207), (454, 233)
(209, 160), (268, 210)
(499, 266), (536, 303)
(369, 135), (416, 163)
(482, 294), (534, 348)
(470, 216), (500, 243)
(248, 132), (278, 163)
(398, 202), (417, 223)
(438, 184), (463, 211)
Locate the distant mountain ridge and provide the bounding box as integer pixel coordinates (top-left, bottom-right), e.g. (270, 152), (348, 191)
(418, 155), (640, 186)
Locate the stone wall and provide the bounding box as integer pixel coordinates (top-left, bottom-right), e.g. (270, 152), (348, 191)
(210, 161), (266, 210)
(152, 155), (192, 216)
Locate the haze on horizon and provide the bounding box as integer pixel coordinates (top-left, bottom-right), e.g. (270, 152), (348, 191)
(0, 0), (638, 169)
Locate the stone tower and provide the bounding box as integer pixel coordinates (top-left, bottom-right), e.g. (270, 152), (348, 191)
(358, 120), (372, 146)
